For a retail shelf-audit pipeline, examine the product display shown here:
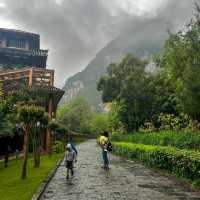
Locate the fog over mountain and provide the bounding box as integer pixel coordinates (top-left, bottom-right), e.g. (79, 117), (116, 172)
(0, 0), (198, 87)
(61, 1), (199, 109)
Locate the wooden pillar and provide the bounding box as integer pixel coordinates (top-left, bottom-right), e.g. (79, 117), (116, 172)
(46, 95), (53, 154)
(48, 95), (53, 117)
(50, 71), (54, 86)
(46, 128), (51, 154)
(28, 68), (33, 87)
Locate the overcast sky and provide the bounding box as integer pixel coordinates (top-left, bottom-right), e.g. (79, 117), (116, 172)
(0, 0), (198, 86)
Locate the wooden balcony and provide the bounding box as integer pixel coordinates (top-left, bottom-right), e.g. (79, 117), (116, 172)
(0, 67), (54, 87)
(0, 67), (64, 112)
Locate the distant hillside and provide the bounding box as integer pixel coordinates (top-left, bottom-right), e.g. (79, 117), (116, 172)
(62, 19), (170, 111)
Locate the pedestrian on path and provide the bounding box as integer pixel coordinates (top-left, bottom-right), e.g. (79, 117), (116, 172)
(99, 131), (112, 169)
(65, 143), (77, 179)
(67, 136), (78, 156)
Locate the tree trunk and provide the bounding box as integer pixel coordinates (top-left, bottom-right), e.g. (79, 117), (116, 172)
(4, 152), (8, 168)
(4, 143), (9, 168)
(46, 128), (52, 157)
(35, 146), (40, 168)
(33, 138), (37, 168)
(21, 127), (29, 179)
(36, 147), (41, 168)
(34, 130), (43, 168)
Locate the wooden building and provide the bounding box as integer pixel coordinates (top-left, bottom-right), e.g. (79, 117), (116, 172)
(0, 28), (48, 69)
(0, 28), (64, 153)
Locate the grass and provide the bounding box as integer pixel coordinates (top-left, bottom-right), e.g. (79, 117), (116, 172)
(111, 131), (200, 150)
(0, 153), (63, 200)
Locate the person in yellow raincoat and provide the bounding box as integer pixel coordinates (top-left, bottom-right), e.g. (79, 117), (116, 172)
(99, 131), (109, 169)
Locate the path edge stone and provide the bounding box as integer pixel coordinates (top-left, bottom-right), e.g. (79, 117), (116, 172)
(31, 154), (64, 200)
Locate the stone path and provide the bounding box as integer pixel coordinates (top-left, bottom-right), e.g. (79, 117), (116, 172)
(40, 140), (200, 200)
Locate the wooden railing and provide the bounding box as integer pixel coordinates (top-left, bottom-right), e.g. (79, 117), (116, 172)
(0, 67), (54, 87)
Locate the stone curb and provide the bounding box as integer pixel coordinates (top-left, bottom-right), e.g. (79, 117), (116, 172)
(31, 154), (64, 200)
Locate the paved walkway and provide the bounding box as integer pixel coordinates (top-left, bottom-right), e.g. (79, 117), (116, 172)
(40, 140), (200, 200)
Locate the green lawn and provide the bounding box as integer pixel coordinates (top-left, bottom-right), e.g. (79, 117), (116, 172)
(0, 153), (63, 200)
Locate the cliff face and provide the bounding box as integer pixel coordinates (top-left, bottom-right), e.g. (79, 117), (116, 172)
(61, 51), (124, 111)
(62, 18), (170, 110)
(62, 80), (84, 103)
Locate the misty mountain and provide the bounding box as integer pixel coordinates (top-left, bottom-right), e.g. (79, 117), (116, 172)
(61, 18), (171, 111)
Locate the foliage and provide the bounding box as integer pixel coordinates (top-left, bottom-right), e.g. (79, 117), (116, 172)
(111, 131), (200, 150)
(58, 97), (92, 134)
(150, 71), (178, 128)
(90, 113), (109, 135)
(97, 55), (154, 132)
(17, 105), (46, 126)
(97, 6), (200, 132)
(48, 120), (68, 144)
(52, 141), (64, 153)
(156, 7), (200, 120)
(17, 105), (49, 178)
(48, 121), (68, 134)
(0, 86), (15, 138)
(0, 85), (16, 167)
(107, 102), (124, 132)
(31, 112), (49, 168)
(58, 96), (114, 135)
(48, 121), (60, 131)
(14, 84), (47, 107)
(157, 113), (190, 130)
(113, 142), (200, 185)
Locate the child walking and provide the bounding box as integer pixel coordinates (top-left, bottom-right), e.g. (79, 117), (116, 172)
(65, 143), (77, 179)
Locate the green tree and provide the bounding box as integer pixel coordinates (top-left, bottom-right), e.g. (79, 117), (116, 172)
(90, 113), (109, 135)
(0, 85), (15, 167)
(31, 113), (49, 168)
(157, 6), (200, 121)
(107, 102), (124, 132)
(97, 54), (154, 132)
(58, 97), (92, 134)
(150, 70), (178, 127)
(18, 105), (46, 178)
(48, 120), (68, 149)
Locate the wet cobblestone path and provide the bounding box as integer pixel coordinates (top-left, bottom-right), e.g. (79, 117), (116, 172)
(40, 140), (200, 200)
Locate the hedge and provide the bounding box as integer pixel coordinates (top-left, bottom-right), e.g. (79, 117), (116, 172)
(113, 142), (200, 185)
(111, 131), (200, 150)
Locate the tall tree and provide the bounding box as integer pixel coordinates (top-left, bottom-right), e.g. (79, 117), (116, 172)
(31, 113), (49, 168)
(97, 54), (154, 132)
(58, 97), (92, 134)
(0, 85), (15, 167)
(157, 6), (200, 120)
(18, 105), (46, 179)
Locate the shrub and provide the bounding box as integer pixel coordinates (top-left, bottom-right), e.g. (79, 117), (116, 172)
(157, 113), (190, 131)
(113, 142), (200, 184)
(52, 141), (64, 153)
(111, 131), (200, 150)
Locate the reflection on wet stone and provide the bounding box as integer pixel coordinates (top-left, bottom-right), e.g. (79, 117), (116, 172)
(40, 140), (200, 200)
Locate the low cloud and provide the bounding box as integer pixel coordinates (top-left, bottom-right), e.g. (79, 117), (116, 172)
(0, 0), (199, 86)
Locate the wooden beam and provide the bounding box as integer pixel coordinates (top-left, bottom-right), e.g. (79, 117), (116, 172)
(28, 68), (33, 86)
(46, 95), (54, 154)
(50, 70), (54, 86)
(0, 68), (55, 87)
